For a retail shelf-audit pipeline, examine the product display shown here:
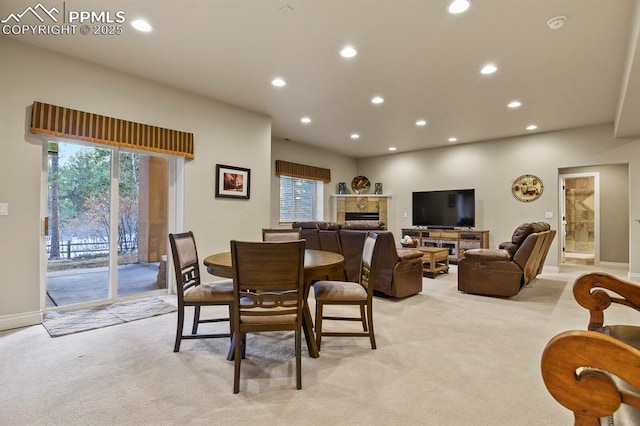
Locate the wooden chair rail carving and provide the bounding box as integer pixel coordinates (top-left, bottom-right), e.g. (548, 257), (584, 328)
(541, 330), (640, 425)
(573, 272), (640, 331)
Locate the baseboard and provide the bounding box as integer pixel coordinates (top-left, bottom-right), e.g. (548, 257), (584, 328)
(0, 310), (42, 332)
(599, 261), (629, 270)
(628, 272), (640, 282)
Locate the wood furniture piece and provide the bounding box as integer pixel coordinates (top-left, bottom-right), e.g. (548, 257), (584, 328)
(229, 240), (305, 393)
(541, 330), (640, 426)
(168, 232), (233, 353)
(541, 272), (640, 425)
(414, 246), (449, 278)
(401, 228), (489, 264)
(204, 249), (345, 359)
(313, 233), (380, 351)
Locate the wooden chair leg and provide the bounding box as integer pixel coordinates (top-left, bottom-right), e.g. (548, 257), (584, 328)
(315, 302), (324, 351)
(174, 306), (184, 352)
(228, 305), (235, 340)
(367, 304), (376, 350)
(192, 305), (201, 334)
(296, 328), (302, 390)
(360, 305), (367, 331)
(233, 331), (243, 394)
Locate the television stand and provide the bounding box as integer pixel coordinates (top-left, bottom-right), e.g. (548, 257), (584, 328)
(401, 228), (489, 264)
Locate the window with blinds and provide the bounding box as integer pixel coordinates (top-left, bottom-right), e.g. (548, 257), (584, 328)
(279, 176), (322, 222)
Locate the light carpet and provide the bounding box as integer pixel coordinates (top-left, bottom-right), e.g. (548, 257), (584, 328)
(42, 297), (177, 337)
(2, 265), (634, 425)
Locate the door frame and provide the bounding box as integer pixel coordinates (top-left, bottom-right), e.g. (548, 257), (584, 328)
(40, 139), (181, 313)
(558, 172), (600, 266)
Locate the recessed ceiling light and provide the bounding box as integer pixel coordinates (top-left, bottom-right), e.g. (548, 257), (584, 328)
(131, 19), (152, 32)
(300, 117), (311, 124)
(507, 101), (522, 108)
(350, 133), (360, 140)
(340, 46), (357, 58)
(526, 124), (538, 130)
(416, 120), (427, 126)
(371, 96), (384, 104)
(388, 147), (397, 152)
(448, 137), (458, 142)
(448, 0), (471, 14)
(480, 64), (497, 75)
(271, 78), (286, 87)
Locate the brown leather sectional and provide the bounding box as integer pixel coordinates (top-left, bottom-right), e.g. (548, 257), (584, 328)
(457, 222), (556, 297)
(292, 221), (424, 298)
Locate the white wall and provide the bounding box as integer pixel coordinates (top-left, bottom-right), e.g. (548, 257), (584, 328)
(356, 124), (640, 274)
(0, 38), (271, 330)
(270, 138), (357, 226)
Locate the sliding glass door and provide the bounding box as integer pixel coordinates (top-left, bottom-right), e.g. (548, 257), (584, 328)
(45, 141), (169, 308)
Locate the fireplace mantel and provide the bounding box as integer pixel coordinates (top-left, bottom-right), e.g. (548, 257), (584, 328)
(331, 194), (391, 224)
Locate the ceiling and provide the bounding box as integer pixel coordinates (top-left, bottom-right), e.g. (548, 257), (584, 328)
(2, 0), (640, 158)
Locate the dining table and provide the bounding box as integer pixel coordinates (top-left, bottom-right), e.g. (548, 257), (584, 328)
(203, 249), (345, 358)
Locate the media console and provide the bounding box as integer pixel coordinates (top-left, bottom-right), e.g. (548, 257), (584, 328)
(401, 228), (489, 264)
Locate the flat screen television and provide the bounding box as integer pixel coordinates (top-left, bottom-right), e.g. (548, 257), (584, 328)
(412, 189), (475, 228)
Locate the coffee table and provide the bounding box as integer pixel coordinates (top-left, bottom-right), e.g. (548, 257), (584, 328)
(415, 247), (449, 278)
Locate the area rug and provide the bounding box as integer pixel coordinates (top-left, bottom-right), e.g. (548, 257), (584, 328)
(42, 297), (177, 337)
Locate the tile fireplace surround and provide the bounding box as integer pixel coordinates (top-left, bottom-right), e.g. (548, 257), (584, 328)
(332, 194), (389, 224)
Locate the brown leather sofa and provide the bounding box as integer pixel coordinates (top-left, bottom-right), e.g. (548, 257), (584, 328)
(457, 222), (556, 297)
(293, 221), (424, 298)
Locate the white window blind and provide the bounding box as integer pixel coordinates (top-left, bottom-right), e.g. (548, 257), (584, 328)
(279, 176), (321, 222)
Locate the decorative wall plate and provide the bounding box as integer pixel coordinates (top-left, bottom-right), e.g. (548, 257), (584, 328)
(351, 175), (371, 194)
(512, 174), (543, 202)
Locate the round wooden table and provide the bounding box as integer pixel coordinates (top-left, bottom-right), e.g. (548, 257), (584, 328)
(204, 249), (345, 358)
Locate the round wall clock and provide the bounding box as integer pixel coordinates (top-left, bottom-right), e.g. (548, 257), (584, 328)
(351, 175), (371, 194)
(512, 174), (543, 202)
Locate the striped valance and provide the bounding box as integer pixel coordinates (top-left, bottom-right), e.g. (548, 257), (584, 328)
(275, 160), (331, 183)
(30, 101), (194, 158)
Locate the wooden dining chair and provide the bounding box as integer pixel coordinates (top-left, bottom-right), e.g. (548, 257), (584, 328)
(261, 228), (302, 242)
(230, 240), (306, 394)
(313, 232), (380, 350)
(169, 232), (233, 353)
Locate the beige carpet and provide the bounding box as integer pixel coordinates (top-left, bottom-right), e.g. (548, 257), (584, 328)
(1, 265), (634, 425)
(42, 297), (177, 337)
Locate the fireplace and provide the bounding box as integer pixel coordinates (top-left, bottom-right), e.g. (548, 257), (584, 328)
(333, 195), (389, 224)
(345, 212), (380, 221)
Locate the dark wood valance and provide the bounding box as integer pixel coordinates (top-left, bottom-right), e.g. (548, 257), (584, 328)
(275, 160), (331, 183)
(30, 101), (194, 158)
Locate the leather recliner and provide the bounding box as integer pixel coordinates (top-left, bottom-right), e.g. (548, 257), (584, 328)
(293, 221), (424, 298)
(457, 222), (556, 297)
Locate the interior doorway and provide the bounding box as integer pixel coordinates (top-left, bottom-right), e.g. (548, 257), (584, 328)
(559, 173), (599, 266)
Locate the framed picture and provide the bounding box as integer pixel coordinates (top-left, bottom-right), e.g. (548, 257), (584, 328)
(215, 164), (251, 199)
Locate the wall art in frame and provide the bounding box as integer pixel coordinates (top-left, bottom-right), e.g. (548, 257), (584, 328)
(215, 164), (251, 199)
